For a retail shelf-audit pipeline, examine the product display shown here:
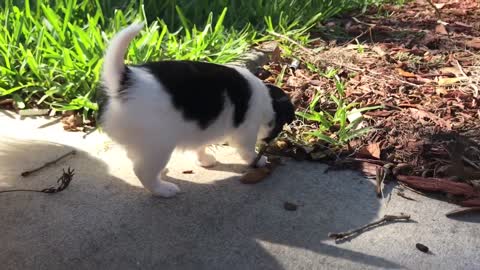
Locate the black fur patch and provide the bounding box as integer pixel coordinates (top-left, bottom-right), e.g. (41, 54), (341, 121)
(117, 66), (133, 100)
(263, 84), (295, 143)
(136, 61), (252, 129)
(97, 66), (132, 125)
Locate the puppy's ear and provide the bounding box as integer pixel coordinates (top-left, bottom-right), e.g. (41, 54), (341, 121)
(264, 84), (295, 142)
(265, 84), (291, 104)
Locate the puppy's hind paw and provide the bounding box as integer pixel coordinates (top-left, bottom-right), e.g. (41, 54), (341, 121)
(151, 181), (180, 198)
(196, 153), (217, 168)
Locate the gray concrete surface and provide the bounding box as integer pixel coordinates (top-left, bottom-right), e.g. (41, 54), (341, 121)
(1, 111), (479, 270)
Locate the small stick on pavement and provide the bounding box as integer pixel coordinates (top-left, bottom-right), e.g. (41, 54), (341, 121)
(21, 150), (76, 177)
(328, 214), (411, 240)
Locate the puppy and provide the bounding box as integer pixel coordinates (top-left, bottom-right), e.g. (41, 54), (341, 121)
(98, 23), (295, 197)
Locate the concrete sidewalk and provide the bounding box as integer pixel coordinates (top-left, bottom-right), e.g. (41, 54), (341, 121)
(1, 112), (479, 270)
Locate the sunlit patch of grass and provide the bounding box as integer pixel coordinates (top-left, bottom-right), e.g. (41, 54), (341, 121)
(0, 0), (252, 120)
(1, 0), (400, 120)
(296, 76), (382, 146)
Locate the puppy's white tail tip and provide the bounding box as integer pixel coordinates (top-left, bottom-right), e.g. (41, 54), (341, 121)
(102, 22), (145, 96)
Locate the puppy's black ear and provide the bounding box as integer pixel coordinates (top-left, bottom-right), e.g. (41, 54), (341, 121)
(264, 84), (295, 142)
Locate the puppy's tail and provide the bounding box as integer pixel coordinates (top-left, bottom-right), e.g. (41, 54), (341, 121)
(102, 22), (144, 97)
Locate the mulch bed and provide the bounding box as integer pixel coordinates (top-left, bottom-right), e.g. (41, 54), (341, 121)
(255, 0), (480, 209)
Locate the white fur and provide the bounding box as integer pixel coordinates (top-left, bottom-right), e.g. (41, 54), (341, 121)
(101, 24), (274, 197)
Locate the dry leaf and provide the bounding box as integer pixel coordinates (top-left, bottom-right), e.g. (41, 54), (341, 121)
(61, 114), (83, 131)
(438, 67), (462, 76)
(286, 76), (304, 88)
(271, 46), (282, 62)
(435, 87), (448, 95)
(358, 143), (381, 159)
(396, 68), (416, 78)
(465, 38), (480, 49)
(438, 77), (466, 86)
(409, 108), (451, 129)
(435, 24), (448, 35)
(240, 167), (271, 184)
(310, 151), (328, 160)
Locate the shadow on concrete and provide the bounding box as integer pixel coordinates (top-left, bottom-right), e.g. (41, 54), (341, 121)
(0, 139), (402, 269)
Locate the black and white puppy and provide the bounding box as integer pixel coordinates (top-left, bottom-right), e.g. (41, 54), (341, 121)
(98, 23), (295, 197)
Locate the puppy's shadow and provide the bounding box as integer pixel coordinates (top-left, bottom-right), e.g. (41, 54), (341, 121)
(0, 139), (401, 270)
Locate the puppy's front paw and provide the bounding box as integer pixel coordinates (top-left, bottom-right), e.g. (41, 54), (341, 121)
(196, 153), (217, 168)
(252, 155), (268, 168)
(152, 181), (180, 198)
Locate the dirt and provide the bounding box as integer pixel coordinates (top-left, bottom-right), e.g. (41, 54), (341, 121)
(257, 0), (480, 207)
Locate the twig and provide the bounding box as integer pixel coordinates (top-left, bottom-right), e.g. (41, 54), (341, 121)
(267, 31), (313, 55)
(328, 214), (411, 240)
(0, 168), (75, 194)
(21, 150), (76, 177)
(375, 166), (384, 198)
(463, 156), (480, 170)
(425, 0), (442, 19)
(397, 191), (417, 201)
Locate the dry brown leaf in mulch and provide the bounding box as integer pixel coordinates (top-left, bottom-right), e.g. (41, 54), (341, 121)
(438, 77), (465, 86)
(396, 68), (416, 78)
(357, 143), (381, 159)
(435, 24), (448, 35)
(465, 38), (480, 49)
(408, 108), (452, 129)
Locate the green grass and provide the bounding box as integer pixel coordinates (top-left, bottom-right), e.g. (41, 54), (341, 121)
(1, 0), (396, 120)
(296, 73), (382, 146)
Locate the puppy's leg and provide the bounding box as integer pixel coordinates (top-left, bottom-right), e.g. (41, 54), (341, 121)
(130, 147), (180, 198)
(196, 146), (217, 167)
(230, 133), (267, 167)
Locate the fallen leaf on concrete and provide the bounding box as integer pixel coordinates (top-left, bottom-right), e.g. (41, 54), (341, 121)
(61, 113), (83, 131)
(284, 202), (298, 211)
(240, 167), (271, 184)
(182, 170), (194, 174)
(397, 175), (480, 198)
(416, 243), (429, 253)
